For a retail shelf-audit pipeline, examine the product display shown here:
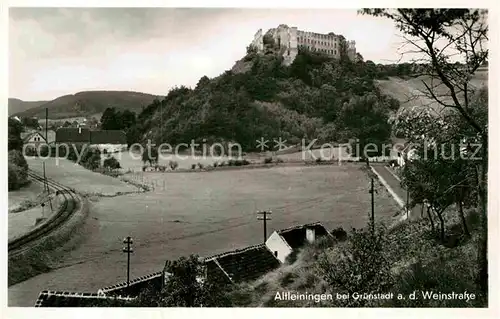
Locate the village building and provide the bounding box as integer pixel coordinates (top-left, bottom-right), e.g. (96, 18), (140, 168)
(55, 128), (127, 153)
(22, 130), (56, 153)
(265, 222), (331, 263)
(34, 222), (333, 306)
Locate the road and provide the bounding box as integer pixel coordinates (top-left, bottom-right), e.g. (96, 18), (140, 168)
(371, 163), (423, 220)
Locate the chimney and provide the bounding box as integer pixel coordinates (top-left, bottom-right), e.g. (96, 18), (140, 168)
(306, 227), (315, 243)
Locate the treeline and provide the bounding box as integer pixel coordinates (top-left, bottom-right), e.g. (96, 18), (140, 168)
(8, 118), (29, 191)
(99, 107), (141, 147)
(125, 47), (401, 154)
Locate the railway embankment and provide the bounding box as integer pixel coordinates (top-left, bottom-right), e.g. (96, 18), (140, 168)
(8, 170), (90, 286)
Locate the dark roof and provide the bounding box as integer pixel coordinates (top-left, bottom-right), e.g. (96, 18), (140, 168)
(56, 128), (91, 143)
(90, 130), (127, 144)
(204, 243), (281, 283)
(98, 271), (163, 297)
(55, 128), (126, 144)
(34, 291), (134, 307)
(278, 222), (331, 249)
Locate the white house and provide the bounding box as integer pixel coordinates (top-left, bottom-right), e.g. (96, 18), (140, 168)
(265, 222), (332, 263)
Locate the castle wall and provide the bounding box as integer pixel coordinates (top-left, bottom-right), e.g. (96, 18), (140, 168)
(254, 25), (357, 64)
(252, 28), (264, 51)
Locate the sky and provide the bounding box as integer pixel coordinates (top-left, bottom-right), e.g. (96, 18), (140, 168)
(9, 8), (404, 101)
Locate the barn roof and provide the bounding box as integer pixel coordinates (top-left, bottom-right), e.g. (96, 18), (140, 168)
(277, 222), (331, 249)
(34, 291), (134, 307)
(90, 130), (127, 145)
(204, 243), (281, 283)
(56, 128), (91, 143)
(97, 271), (163, 297)
(55, 128), (126, 144)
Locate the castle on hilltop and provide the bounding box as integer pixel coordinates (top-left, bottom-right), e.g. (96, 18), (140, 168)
(251, 24), (357, 65)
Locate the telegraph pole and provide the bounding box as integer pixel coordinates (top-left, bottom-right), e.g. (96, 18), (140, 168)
(45, 107), (48, 141)
(257, 210), (272, 243)
(42, 162), (53, 212)
(122, 236), (134, 292)
(369, 178), (375, 234)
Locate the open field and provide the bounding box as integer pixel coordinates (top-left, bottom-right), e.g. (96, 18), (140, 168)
(8, 164), (399, 306)
(113, 146), (352, 173)
(26, 157), (139, 196)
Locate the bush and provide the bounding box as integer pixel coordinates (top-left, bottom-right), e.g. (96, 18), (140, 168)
(197, 163), (204, 169)
(317, 226), (393, 306)
(315, 157), (324, 163)
(330, 227), (348, 241)
(276, 157), (284, 163)
(169, 160), (179, 170)
(9, 150), (28, 170)
(8, 163), (20, 191)
(264, 157), (273, 164)
(80, 147), (101, 170)
(191, 164), (197, 170)
(103, 156), (121, 170)
(213, 161), (219, 168)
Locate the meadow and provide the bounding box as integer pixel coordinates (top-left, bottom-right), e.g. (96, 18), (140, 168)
(25, 157), (139, 196)
(8, 163), (399, 306)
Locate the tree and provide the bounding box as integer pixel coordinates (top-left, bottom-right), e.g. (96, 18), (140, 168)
(361, 8), (488, 293)
(131, 255), (233, 307)
(21, 117), (40, 129)
(80, 147), (101, 170)
(100, 107), (120, 130)
(142, 145), (158, 166)
(119, 110), (137, 130)
(103, 156), (121, 170)
(8, 118), (23, 151)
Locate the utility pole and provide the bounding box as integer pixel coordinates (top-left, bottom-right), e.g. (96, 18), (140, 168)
(257, 210), (272, 243)
(369, 178), (375, 234)
(43, 162), (53, 213)
(122, 236), (134, 293)
(45, 107), (48, 142)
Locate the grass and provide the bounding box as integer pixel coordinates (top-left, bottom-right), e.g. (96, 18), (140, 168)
(8, 182), (44, 212)
(8, 163), (399, 306)
(25, 157), (140, 196)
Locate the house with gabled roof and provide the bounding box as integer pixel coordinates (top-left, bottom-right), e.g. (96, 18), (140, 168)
(22, 130), (56, 153)
(265, 222), (332, 263)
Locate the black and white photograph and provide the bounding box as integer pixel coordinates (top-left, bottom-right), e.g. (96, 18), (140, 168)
(3, 3), (496, 312)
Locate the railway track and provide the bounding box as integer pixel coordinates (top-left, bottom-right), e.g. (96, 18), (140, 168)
(8, 169), (80, 255)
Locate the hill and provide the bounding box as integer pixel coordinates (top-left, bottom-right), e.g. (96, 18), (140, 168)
(130, 46), (401, 153)
(8, 98), (48, 116)
(12, 91), (159, 120)
(375, 68), (488, 114)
